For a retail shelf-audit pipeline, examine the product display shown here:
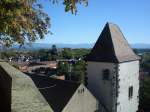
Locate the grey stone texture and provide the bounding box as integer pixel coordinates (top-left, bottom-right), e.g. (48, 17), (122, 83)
(0, 61), (53, 112)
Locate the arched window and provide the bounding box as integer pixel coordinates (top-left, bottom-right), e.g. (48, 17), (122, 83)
(103, 69), (110, 80)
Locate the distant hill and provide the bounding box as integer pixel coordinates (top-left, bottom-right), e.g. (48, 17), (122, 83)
(12, 43), (94, 49)
(10, 43), (150, 50)
(131, 43), (150, 49)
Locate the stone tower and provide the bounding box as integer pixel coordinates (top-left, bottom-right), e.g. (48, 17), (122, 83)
(85, 23), (140, 112)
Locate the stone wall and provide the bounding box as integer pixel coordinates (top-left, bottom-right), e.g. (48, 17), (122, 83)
(0, 61), (53, 112)
(0, 65), (12, 112)
(86, 61), (116, 112)
(117, 61), (139, 112)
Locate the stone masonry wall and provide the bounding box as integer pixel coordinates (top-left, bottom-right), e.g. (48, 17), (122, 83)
(0, 61), (53, 112)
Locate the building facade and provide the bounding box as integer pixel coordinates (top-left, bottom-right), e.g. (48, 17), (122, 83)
(85, 23), (140, 112)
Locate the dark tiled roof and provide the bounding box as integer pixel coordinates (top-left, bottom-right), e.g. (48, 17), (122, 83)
(85, 22), (140, 63)
(27, 74), (80, 112)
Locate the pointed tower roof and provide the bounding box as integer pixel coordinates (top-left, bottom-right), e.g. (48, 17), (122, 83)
(85, 23), (140, 63)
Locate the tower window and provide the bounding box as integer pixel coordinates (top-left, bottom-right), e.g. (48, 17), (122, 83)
(128, 86), (133, 99)
(103, 69), (110, 80)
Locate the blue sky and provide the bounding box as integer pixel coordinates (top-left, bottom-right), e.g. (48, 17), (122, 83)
(36, 0), (150, 44)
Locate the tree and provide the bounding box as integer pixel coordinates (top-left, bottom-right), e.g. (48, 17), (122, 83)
(72, 60), (86, 83)
(141, 53), (150, 71)
(0, 50), (17, 59)
(57, 62), (69, 76)
(51, 45), (58, 55)
(0, 0), (50, 46)
(38, 49), (49, 61)
(139, 78), (150, 111)
(63, 0), (88, 14)
(61, 48), (73, 59)
(50, 44), (58, 60)
(71, 48), (90, 59)
(0, 0), (88, 47)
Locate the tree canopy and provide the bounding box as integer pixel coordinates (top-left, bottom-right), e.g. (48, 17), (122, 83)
(141, 53), (150, 71)
(0, 0), (88, 47)
(139, 77), (150, 111)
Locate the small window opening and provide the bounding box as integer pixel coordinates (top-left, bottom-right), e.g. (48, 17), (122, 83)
(78, 88), (84, 94)
(103, 69), (110, 80)
(128, 86), (133, 99)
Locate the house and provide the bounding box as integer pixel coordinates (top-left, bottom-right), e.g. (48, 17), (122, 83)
(85, 22), (140, 112)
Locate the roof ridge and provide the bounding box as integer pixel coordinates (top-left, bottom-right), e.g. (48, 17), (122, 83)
(107, 23), (119, 62)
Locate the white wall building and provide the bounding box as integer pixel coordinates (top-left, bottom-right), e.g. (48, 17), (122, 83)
(85, 23), (140, 112)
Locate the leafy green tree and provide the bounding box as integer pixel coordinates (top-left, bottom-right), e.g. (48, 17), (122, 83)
(133, 49), (138, 54)
(57, 62), (69, 76)
(63, 0), (88, 14)
(37, 49), (49, 61)
(139, 78), (150, 111)
(71, 48), (90, 59)
(0, 0), (87, 47)
(72, 60), (86, 83)
(51, 45), (57, 54)
(0, 50), (17, 59)
(0, 0), (50, 46)
(142, 53), (150, 63)
(141, 53), (150, 71)
(61, 48), (73, 59)
(50, 44), (58, 60)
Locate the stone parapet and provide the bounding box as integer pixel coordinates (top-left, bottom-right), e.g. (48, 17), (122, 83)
(0, 61), (53, 112)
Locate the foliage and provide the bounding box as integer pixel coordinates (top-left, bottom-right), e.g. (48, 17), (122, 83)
(60, 48), (73, 59)
(57, 62), (69, 76)
(133, 49), (138, 54)
(60, 48), (90, 59)
(0, 47), (88, 83)
(50, 44), (58, 60)
(134, 49), (150, 54)
(37, 49), (49, 61)
(51, 45), (58, 55)
(142, 53), (150, 63)
(51, 0), (88, 14)
(0, 50), (17, 59)
(0, 0), (50, 46)
(72, 60), (86, 83)
(141, 53), (150, 71)
(139, 77), (150, 111)
(0, 0), (88, 47)
(71, 48), (90, 59)
(0, 47), (90, 61)
(57, 60), (86, 83)
(139, 52), (150, 111)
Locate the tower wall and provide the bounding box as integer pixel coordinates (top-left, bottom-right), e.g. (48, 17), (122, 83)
(86, 61), (117, 112)
(85, 22), (140, 112)
(117, 61), (139, 112)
